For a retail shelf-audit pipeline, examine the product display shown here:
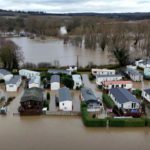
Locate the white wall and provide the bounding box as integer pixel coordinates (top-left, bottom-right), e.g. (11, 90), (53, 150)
(104, 83), (132, 90)
(51, 82), (60, 90)
(59, 101), (72, 111)
(29, 83), (40, 88)
(92, 69), (115, 76)
(142, 91), (150, 102)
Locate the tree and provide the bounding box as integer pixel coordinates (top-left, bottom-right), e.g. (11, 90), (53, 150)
(0, 38), (24, 70)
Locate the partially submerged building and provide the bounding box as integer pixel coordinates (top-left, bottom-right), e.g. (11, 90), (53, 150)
(28, 76), (41, 88)
(19, 69), (40, 79)
(142, 89), (150, 102)
(6, 75), (22, 92)
(109, 88), (140, 110)
(72, 74), (82, 89)
(50, 75), (60, 90)
(80, 87), (103, 112)
(48, 69), (71, 75)
(57, 87), (72, 111)
(92, 68), (116, 76)
(0, 69), (13, 82)
(18, 87), (44, 115)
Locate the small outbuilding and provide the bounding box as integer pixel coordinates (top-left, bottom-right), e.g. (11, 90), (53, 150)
(0, 69), (13, 82)
(72, 74), (82, 89)
(28, 76), (41, 88)
(51, 75), (60, 90)
(6, 75), (22, 92)
(58, 87), (72, 111)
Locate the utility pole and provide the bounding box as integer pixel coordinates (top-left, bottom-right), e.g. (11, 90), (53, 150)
(76, 55), (79, 68)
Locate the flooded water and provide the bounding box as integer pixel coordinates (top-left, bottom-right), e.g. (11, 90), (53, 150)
(0, 74), (150, 150)
(10, 37), (110, 67)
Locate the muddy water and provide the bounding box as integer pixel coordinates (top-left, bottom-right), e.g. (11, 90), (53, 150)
(0, 116), (150, 150)
(10, 37), (110, 67)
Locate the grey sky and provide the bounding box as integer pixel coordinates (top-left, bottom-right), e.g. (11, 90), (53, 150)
(0, 0), (150, 13)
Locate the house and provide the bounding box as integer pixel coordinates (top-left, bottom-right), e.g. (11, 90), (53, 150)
(102, 80), (133, 90)
(135, 59), (150, 69)
(72, 74), (82, 89)
(80, 87), (103, 112)
(96, 74), (123, 86)
(19, 69), (40, 79)
(144, 68), (150, 80)
(109, 88), (140, 110)
(28, 76), (41, 88)
(125, 68), (143, 81)
(92, 68), (116, 76)
(6, 75), (22, 92)
(142, 89), (150, 102)
(48, 69), (71, 75)
(0, 69), (13, 82)
(18, 87), (44, 115)
(51, 75), (60, 90)
(57, 87), (72, 111)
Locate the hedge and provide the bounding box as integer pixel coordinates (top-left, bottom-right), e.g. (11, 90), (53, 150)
(145, 118), (150, 127)
(109, 118), (145, 127)
(102, 94), (115, 109)
(132, 89), (142, 98)
(81, 102), (107, 127)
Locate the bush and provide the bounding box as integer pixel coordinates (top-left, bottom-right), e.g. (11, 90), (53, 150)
(132, 89), (142, 98)
(88, 73), (95, 81)
(81, 102), (107, 127)
(61, 75), (74, 89)
(0, 79), (5, 83)
(102, 94), (115, 109)
(43, 100), (49, 110)
(109, 118), (145, 127)
(47, 92), (50, 100)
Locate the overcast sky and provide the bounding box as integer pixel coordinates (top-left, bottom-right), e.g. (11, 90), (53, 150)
(0, 0), (150, 13)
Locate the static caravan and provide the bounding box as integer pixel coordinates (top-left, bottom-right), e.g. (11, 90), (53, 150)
(72, 74), (82, 89)
(58, 87), (72, 111)
(28, 76), (41, 88)
(6, 75), (22, 92)
(135, 59), (150, 69)
(142, 89), (150, 102)
(51, 75), (60, 90)
(109, 88), (140, 110)
(92, 68), (116, 76)
(0, 69), (13, 82)
(19, 69), (40, 79)
(48, 69), (71, 75)
(96, 74), (123, 86)
(80, 87), (103, 112)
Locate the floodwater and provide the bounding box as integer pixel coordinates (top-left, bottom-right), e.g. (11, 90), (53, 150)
(10, 37), (110, 67)
(0, 74), (150, 150)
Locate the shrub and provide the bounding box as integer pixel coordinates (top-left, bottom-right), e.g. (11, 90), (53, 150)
(145, 118), (150, 127)
(43, 100), (49, 110)
(109, 118), (145, 127)
(47, 92), (50, 100)
(132, 89), (142, 98)
(88, 73), (95, 81)
(61, 75), (74, 89)
(0, 79), (5, 83)
(102, 94), (115, 109)
(81, 102), (107, 127)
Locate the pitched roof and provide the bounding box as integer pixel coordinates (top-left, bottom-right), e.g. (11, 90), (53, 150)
(103, 80), (132, 86)
(58, 87), (72, 102)
(144, 89), (150, 95)
(126, 68), (142, 76)
(109, 88), (139, 104)
(51, 75), (60, 83)
(0, 69), (12, 76)
(29, 76), (40, 84)
(81, 87), (97, 102)
(48, 69), (70, 75)
(96, 74), (122, 78)
(72, 74), (82, 82)
(21, 87), (43, 102)
(6, 75), (21, 85)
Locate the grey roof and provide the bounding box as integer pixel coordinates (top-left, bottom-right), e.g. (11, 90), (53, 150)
(48, 69), (70, 75)
(126, 68), (142, 76)
(96, 74), (122, 78)
(29, 76), (40, 84)
(81, 87), (98, 102)
(109, 88), (139, 104)
(58, 87), (72, 102)
(51, 75), (60, 83)
(144, 89), (150, 95)
(21, 87), (43, 102)
(139, 59), (150, 65)
(0, 69), (12, 76)
(6, 75), (21, 85)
